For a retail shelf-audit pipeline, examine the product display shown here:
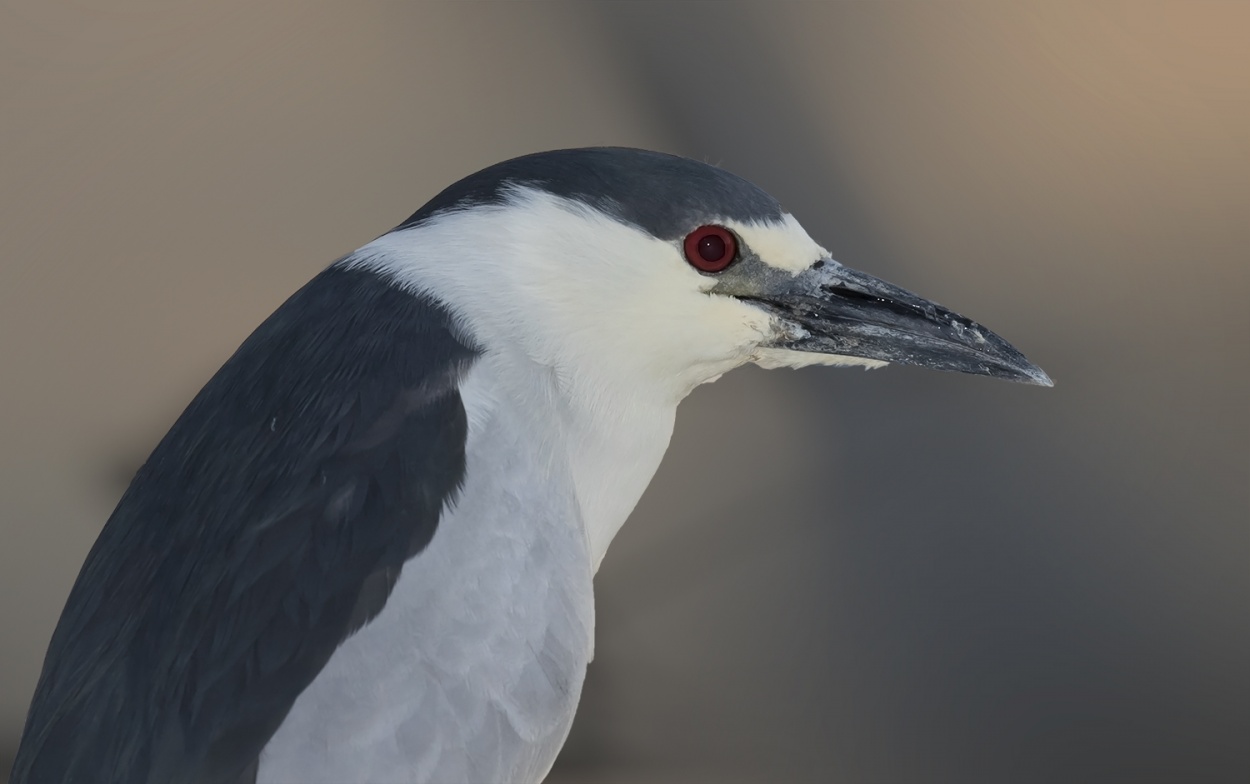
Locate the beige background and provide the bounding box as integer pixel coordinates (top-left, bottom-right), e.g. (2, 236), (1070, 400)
(1, 2), (1247, 782)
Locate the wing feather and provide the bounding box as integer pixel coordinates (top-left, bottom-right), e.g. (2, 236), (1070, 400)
(11, 264), (476, 784)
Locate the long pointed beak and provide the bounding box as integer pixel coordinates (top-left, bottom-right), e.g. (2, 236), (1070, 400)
(741, 260), (1052, 386)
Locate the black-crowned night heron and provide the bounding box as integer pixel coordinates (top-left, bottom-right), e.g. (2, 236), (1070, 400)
(12, 147), (1050, 784)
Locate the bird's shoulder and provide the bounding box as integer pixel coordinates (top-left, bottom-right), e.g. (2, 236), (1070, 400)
(12, 263), (478, 784)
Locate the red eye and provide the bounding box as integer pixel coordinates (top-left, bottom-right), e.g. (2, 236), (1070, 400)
(683, 225), (738, 273)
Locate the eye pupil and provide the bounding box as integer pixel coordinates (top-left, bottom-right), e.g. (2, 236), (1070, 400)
(683, 225), (738, 273)
(698, 234), (726, 262)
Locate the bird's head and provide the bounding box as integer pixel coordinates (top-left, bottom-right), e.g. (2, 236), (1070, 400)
(359, 148), (1050, 401)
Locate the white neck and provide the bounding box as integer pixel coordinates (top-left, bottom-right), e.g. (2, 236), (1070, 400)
(347, 196), (712, 566)
(453, 348), (677, 568)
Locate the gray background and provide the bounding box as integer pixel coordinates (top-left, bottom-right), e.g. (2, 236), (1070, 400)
(1, 2), (1246, 782)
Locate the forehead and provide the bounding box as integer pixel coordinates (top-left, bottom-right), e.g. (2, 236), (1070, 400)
(396, 147), (785, 240)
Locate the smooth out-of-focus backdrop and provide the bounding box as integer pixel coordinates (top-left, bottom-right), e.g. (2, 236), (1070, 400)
(1, 3), (1246, 782)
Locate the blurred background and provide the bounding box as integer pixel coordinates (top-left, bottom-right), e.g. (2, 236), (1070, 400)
(1, 2), (1246, 782)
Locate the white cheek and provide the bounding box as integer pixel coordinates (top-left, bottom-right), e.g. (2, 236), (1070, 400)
(352, 189), (783, 398)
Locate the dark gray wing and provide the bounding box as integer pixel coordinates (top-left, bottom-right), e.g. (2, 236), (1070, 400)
(11, 264), (477, 784)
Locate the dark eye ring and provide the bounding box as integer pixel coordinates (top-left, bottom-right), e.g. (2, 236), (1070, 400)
(683, 225), (738, 273)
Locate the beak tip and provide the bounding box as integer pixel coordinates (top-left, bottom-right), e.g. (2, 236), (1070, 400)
(1014, 361), (1054, 388)
(1030, 371), (1055, 388)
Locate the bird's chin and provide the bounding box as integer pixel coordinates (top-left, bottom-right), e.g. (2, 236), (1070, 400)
(751, 346), (888, 371)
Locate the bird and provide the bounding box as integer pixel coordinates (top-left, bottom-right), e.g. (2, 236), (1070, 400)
(11, 147), (1050, 784)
